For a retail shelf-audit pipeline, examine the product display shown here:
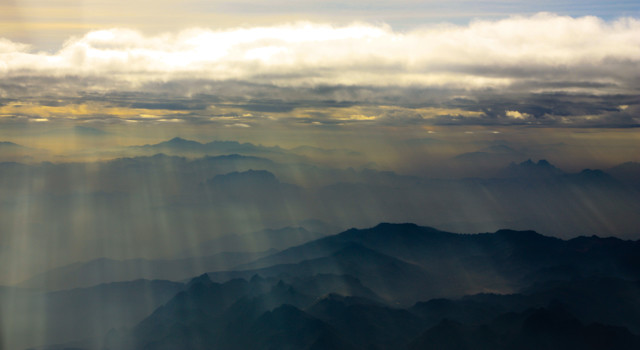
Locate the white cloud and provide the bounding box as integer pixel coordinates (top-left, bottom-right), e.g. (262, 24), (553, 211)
(0, 38), (30, 54)
(505, 110), (531, 120)
(0, 14), (638, 93)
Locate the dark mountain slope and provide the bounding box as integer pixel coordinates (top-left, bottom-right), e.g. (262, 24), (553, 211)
(307, 294), (425, 349)
(211, 243), (435, 305)
(105, 274), (345, 350)
(409, 305), (640, 350)
(410, 277), (640, 335)
(235, 223), (640, 301)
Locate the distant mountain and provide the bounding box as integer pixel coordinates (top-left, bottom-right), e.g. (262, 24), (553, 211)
(202, 169), (304, 210)
(17, 250), (275, 291)
(104, 275), (343, 350)
(152, 136), (204, 151)
(499, 159), (564, 178)
(100, 153), (279, 191)
(0, 141), (26, 150)
(497, 159), (624, 187)
(231, 223), (640, 303)
(1, 279), (184, 350)
(452, 144), (524, 167)
(132, 137), (288, 157)
(214, 243), (435, 305)
(106, 272), (425, 350)
(185, 226), (328, 257)
(105, 272), (640, 350)
(566, 168), (620, 186)
(608, 161), (640, 189)
(0, 141), (31, 161)
(134, 137), (367, 164)
(89, 223), (640, 350)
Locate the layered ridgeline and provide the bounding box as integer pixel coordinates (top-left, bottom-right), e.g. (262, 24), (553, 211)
(1, 148), (639, 248)
(17, 226), (326, 291)
(7, 223), (639, 350)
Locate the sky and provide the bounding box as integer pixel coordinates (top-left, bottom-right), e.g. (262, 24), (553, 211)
(1, 2), (639, 140)
(0, 1), (639, 283)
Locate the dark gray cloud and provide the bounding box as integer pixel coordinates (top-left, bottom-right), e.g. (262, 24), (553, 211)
(2, 79), (637, 128)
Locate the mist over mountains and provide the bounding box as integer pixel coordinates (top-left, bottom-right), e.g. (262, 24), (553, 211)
(3, 3), (640, 349)
(0, 137), (639, 350)
(0, 137), (639, 285)
(18, 226), (327, 291)
(3, 223), (638, 350)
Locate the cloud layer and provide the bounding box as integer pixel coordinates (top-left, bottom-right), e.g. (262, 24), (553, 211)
(0, 13), (639, 127)
(1, 13), (638, 90)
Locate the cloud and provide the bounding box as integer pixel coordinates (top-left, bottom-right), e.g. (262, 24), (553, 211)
(1, 14), (638, 91)
(0, 38), (29, 54)
(0, 13), (638, 127)
(226, 123), (251, 128)
(505, 110), (531, 120)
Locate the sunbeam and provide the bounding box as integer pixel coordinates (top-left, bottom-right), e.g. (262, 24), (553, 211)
(1, 1), (640, 350)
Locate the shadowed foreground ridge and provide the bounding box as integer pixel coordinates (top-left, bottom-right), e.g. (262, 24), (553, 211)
(94, 223), (640, 350)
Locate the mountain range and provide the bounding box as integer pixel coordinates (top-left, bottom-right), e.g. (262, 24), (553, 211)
(10, 222), (639, 350)
(18, 226), (327, 291)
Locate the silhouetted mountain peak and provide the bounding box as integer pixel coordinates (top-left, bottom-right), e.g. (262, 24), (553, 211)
(500, 159), (564, 179)
(537, 159), (551, 166)
(0, 141), (25, 149)
(352, 223), (443, 238)
(145, 137), (204, 150)
(186, 273), (213, 289)
(167, 136), (197, 144)
(268, 279), (303, 298)
(250, 274), (265, 284)
(274, 279), (287, 290)
(333, 223), (448, 249)
(558, 168), (620, 187)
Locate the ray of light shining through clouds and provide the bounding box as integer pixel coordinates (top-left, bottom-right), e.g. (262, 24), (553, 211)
(1, 1), (639, 350)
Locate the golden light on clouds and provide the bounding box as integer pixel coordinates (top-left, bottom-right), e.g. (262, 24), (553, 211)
(0, 101), (190, 120)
